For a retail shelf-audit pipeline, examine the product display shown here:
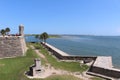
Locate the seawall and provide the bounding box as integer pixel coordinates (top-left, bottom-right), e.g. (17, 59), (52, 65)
(0, 36), (27, 58)
(41, 42), (120, 79)
(87, 56), (120, 79)
(41, 42), (96, 62)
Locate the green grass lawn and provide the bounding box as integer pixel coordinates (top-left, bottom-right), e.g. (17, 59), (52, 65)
(33, 43), (104, 80)
(90, 77), (106, 80)
(0, 43), (82, 80)
(0, 46), (39, 80)
(0, 43), (103, 80)
(33, 43), (88, 72)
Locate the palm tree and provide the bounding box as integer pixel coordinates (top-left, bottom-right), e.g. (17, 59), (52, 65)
(5, 27), (10, 35)
(35, 34), (39, 39)
(35, 34), (40, 42)
(40, 33), (44, 42)
(40, 32), (49, 43)
(0, 29), (6, 37)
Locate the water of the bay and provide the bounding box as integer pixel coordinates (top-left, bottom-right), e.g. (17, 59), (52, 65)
(25, 35), (120, 68)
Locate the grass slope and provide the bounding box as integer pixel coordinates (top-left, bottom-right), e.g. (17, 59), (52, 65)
(0, 46), (39, 80)
(0, 43), (103, 80)
(0, 44), (81, 80)
(33, 43), (88, 72)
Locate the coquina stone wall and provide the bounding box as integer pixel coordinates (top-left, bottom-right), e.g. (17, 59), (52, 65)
(0, 36), (27, 58)
(88, 66), (120, 78)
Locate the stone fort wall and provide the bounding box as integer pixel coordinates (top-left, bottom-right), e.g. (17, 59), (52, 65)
(88, 66), (120, 78)
(0, 36), (27, 58)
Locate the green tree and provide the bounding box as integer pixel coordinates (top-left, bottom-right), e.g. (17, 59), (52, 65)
(35, 34), (40, 42)
(40, 34), (44, 42)
(5, 27), (10, 35)
(40, 32), (49, 43)
(0, 29), (6, 37)
(35, 34), (39, 39)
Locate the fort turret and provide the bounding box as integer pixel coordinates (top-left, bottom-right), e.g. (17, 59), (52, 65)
(19, 24), (24, 36)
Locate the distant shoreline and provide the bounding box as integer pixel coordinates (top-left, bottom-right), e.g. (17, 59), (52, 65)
(25, 34), (120, 37)
(25, 34), (61, 38)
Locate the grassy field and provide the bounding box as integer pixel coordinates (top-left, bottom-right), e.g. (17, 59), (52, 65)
(0, 44), (82, 80)
(33, 43), (88, 72)
(0, 43), (103, 80)
(33, 43), (104, 80)
(0, 46), (39, 80)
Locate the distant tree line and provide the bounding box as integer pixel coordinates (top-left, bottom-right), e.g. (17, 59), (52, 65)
(35, 32), (49, 43)
(0, 27), (10, 36)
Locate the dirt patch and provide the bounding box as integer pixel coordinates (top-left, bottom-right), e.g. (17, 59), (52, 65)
(0, 64), (5, 66)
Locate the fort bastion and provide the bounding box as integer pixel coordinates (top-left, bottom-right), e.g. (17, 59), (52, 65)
(0, 25), (27, 58)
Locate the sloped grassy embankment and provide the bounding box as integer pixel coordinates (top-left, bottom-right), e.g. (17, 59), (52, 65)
(0, 43), (102, 80)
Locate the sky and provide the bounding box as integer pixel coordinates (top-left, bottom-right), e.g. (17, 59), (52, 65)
(0, 0), (120, 35)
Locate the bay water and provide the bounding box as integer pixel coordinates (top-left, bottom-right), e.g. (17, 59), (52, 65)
(25, 35), (120, 68)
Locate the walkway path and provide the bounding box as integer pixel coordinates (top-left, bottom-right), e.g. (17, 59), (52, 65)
(30, 45), (47, 62)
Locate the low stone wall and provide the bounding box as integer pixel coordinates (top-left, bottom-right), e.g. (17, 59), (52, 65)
(41, 42), (120, 79)
(0, 36), (27, 58)
(43, 44), (64, 60)
(41, 42), (96, 62)
(89, 66), (120, 78)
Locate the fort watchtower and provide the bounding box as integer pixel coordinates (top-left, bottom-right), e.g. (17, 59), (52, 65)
(19, 24), (24, 36)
